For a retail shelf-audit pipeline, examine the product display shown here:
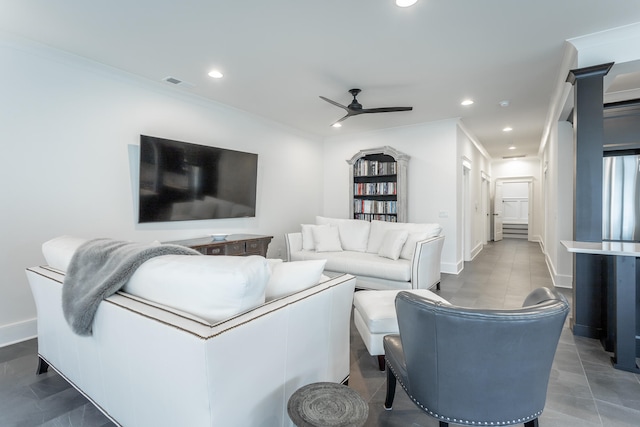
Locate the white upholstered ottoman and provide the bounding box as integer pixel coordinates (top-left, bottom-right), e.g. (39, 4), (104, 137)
(353, 289), (449, 370)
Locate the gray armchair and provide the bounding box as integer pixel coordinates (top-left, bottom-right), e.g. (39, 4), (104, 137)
(383, 287), (569, 427)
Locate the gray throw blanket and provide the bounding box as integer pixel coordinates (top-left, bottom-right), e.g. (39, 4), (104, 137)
(62, 238), (201, 336)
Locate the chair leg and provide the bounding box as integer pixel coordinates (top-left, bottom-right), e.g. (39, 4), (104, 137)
(377, 355), (385, 371)
(383, 362), (396, 410)
(36, 356), (49, 375)
(524, 418), (539, 427)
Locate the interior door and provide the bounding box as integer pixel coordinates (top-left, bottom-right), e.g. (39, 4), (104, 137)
(494, 182), (503, 241)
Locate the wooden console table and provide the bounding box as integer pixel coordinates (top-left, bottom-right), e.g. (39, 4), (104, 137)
(562, 240), (640, 373)
(168, 234), (272, 257)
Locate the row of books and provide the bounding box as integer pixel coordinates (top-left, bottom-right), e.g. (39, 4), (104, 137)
(354, 182), (397, 196)
(353, 159), (397, 177)
(353, 213), (398, 222)
(354, 199), (397, 214)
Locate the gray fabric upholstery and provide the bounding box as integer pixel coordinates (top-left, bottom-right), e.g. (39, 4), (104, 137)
(383, 287), (569, 426)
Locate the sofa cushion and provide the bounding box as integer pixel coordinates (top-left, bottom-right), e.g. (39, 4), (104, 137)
(400, 231), (431, 260)
(265, 259), (327, 301)
(301, 224), (334, 251)
(316, 216), (370, 252)
(123, 255), (269, 323)
(290, 249), (411, 282)
(366, 220), (442, 255)
(378, 230), (409, 261)
(301, 224), (316, 251)
(312, 225), (343, 252)
(42, 235), (89, 271)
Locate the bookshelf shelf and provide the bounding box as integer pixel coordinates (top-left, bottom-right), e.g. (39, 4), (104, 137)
(347, 146), (409, 223)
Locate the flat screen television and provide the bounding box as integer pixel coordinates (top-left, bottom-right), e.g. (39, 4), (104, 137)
(138, 135), (258, 223)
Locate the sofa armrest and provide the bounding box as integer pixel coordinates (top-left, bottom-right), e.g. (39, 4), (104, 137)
(411, 235), (445, 290)
(285, 232), (303, 262)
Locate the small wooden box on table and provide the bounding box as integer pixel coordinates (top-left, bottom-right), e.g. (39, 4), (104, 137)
(168, 234), (273, 257)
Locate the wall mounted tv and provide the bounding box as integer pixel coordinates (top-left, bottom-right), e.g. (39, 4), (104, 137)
(138, 135), (258, 223)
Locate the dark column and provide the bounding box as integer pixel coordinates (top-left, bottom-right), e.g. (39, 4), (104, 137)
(566, 62), (613, 339)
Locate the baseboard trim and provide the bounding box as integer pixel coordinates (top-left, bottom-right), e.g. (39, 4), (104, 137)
(545, 251), (572, 289)
(469, 242), (483, 261)
(0, 318), (37, 348)
(442, 261), (462, 275)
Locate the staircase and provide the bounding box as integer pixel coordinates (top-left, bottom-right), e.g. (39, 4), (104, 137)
(503, 223), (528, 239)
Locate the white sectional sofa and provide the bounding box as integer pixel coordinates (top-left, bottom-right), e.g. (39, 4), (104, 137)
(27, 236), (356, 427)
(286, 217), (444, 291)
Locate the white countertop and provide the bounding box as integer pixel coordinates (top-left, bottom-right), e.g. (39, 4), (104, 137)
(561, 240), (640, 257)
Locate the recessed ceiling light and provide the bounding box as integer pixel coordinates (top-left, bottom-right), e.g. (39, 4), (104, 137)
(396, 0), (418, 7)
(332, 123), (342, 128)
(207, 69), (223, 79)
(503, 127), (513, 132)
(461, 99), (474, 106)
(508, 146), (516, 150)
(499, 100), (510, 107)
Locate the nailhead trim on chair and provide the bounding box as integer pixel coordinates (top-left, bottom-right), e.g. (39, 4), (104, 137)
(386, 360), (542, 425)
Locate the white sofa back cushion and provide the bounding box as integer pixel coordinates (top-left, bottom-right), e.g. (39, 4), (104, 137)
(42, 235), (89, 271)
(123, 255), (270, 324)
(366, 220), (442, 256)
(316, 216), (370, 252)
(312, 225), (343, 252)
(265, 259), (327, 301)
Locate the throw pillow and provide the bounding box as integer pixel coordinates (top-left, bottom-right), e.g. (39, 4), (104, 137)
(313, 225), (343, 252)
(399, 232), (429, 260)
(265, 259), (327, 301)
(378, 229), (409, 260)
(42, 235), (89, 271)
(366, 220), (403, 253)
(301, 224), (321, 251)
(316, 216), (370, 252)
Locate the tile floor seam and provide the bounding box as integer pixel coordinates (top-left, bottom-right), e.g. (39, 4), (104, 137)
(575, 334), (606, 426)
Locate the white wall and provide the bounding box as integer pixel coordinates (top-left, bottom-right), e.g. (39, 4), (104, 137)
(457, 125), (492, 262)
(322, 119), (460, 274)
(0, 36), (324, 346)
(541, 120), (574, 288)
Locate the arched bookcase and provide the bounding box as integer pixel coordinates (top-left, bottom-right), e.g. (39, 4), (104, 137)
(347, 146), (409, 223)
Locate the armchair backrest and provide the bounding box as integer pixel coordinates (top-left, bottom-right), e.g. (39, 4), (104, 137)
(395, 288), (569, 425)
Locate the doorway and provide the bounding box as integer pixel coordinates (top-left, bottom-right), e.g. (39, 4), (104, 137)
(494, 178), (533, 240)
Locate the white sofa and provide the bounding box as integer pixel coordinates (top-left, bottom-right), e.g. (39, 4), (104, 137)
(26, 236), (356, 427)
(286, 217), (444, 291)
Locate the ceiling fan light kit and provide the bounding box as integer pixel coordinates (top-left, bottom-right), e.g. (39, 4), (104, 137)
(320, 88), (413, 127)
(396, 0), (418, 7)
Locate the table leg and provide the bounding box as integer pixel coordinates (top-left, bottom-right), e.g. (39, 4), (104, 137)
(612, 255), (640, 373)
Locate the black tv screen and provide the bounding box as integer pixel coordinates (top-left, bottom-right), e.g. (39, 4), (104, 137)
(138, 135), (258, 223)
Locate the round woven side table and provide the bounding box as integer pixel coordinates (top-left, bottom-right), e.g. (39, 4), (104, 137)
(287, 382), (369, 427)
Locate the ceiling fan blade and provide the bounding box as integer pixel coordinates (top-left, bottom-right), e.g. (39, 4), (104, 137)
(330, 113), (352, 127)
(361, 106), (413, 113)
(319, 96), (349, 111)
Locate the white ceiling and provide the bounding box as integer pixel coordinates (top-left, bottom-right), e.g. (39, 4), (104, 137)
(2, 0), (640, 159)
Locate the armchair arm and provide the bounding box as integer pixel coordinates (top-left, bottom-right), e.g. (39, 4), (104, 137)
(285, 232), (303, 262)
(410, 235), (445, 290)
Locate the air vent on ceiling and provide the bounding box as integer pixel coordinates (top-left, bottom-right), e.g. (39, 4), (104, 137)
(502, 154), (526, 159)
(162, 76), (195, 88)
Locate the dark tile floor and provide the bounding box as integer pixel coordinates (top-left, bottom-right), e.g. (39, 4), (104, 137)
(1, 239), (639, 426)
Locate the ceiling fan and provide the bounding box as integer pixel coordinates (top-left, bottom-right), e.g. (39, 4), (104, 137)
(319, 88), (413, 126)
